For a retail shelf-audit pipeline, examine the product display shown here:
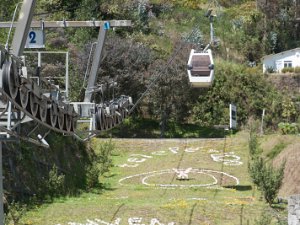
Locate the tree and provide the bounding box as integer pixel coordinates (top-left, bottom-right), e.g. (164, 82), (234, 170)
(248, 131), (285, 206)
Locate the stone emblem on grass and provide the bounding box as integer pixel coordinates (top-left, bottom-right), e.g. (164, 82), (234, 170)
(173, 168), (192, 180)
(210, 151), (243, 166)
(118, 154), (152, 168)
(119, 168), (239, 188)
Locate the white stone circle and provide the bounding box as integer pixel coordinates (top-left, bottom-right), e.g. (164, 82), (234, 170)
(142, 170), (218, 187)
(119, 168), (239, 188)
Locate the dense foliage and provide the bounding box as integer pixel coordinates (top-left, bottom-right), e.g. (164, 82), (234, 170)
(192, 60), (288, 128)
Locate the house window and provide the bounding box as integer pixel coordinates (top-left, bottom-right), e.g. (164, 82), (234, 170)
(284, 61), (292, 68)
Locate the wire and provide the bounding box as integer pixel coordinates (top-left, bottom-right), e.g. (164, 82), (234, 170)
(82, 42), (97, 90)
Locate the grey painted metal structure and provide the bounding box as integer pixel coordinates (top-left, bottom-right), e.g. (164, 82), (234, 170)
(11, 0), (36, 56)
(1, 1), (36, 224)
(84, 24), (108, 102)
(0, 1), (132, 222)
(0, 20), (131, 28)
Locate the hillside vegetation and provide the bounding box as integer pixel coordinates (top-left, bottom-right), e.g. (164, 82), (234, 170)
(1, 0), (300, 131)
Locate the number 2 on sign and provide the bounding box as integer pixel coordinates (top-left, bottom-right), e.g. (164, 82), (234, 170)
(29, 31), (36, 44)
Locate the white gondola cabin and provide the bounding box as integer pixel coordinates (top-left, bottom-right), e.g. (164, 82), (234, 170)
(187, 49), (214, 88)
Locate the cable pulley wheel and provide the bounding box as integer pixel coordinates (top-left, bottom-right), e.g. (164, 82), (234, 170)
(106, 116), (113, 129)
(115, 111), (122, 125)
(71, 116), (77, 132)
(29, 92), (38, 117)
(101, 108), (107, 130)
(95, 108), (104, 130)
(19, 87), (29, 109)
(48, 103), (58, 127)
(121, 108), (126, 119)
(65, 114), (72, 132)
(2, 60), (19, 99)
(57, 109), (64, 130)
(112, 113), (117, 126)
(38, 100), (48, 122)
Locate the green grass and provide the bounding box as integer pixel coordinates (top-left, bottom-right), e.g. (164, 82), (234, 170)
(266, 142), (287, 160)
(19, 133), (287, 225)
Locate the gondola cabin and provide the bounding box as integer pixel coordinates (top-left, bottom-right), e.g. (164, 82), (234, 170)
(187, 49), (214, 88)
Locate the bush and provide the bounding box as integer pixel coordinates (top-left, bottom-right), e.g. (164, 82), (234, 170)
(249, 125), (262, 159)
(295, 67), (300, 74)
(47, 165), (65, 198)
(249, 157), (285, 205)
(193, 59), (281, 128)
(86, 140), (115, 189)
(278, 122), (298, 134)
(254, 210), (273, 225)
(5, 201), (27, 225)
(261, 161), (285, 205)
(281, 67), (294, 73)
(266, 66), (275, 74)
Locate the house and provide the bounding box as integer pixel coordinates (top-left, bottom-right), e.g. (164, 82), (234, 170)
(262, 48), (300, 73)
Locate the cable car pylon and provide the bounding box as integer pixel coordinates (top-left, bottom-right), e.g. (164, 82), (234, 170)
(0, 0), (133, 142)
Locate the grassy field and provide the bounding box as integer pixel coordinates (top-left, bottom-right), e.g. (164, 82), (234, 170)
(20, 132), (286, 225)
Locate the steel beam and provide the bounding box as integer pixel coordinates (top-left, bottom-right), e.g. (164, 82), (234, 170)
(0, 20), (131, 28)
(11, 0), (36, 56)
(84, 23), (108, 102)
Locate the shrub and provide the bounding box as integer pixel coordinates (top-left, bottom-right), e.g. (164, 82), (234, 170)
(248, 157), (265, 187)
(261, 161), (285, 205)
(278, 122), (298, 134)
(249, 125), (262, 159)
(266, 66), (275, 74)
(249, 157), (285, 205)
(254, 210), (273, 225)
(295, 67), (300, 73)
(5, 201), (27, 225)
(86, 140), (115, 189)
(281, 67), (294, 73)
(47, 165), (65, 198)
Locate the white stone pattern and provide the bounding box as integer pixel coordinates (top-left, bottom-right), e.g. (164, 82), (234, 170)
(172, 168), (192, 180)
(62, 217), (174, 225)
(118, 154), (152, 168)
(210, 151), (243, 166)
(119, 168), (239, 188)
